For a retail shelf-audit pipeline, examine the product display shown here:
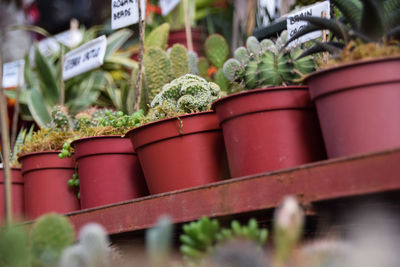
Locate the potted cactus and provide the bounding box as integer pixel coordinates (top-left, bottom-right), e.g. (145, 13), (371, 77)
(18, 106), (80, 219)
(126, 74), (229, 194)
(0, 127), (33, 221)
(212, 31), (326, 178)
(59, 108), (149, 210)
(284, 0), (400, 158)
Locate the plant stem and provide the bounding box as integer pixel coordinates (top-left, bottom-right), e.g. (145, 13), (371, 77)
(0, 32), (13, 226)
(134, 0), (145, 112)
(183, 0), (194, 52)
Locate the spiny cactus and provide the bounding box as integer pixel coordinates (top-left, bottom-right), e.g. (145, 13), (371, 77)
(205, 34), (230, 69)
(223, 31), (315, 89)
(144, 23), (170, 50)
(60, 223), (110, 267)
(143, 47), (173, 101)
(148, 74), (223, 120)
(49, 105), (73, 130)
(0, 226), (29, 267)
(187, 51), (199, 75)
(30, 213), (75, 267)
(169, 44), (189, 79)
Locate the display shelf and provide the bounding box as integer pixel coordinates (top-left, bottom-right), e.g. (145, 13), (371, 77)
(66, 148), (400, 235)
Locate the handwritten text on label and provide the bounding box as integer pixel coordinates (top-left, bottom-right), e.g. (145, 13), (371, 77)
(111, 0), (146, 30)
(63, 35), (107, 80)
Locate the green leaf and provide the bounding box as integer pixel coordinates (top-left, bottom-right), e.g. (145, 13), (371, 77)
(34, 44), (60, 106)
(331, 0), (362, 29)
(27, 88), (52, 128)
(105, 55), (138, 69)
(105, 29), (133, 59)
(4, 89), (28, 104)
(360, 0), (385, 40)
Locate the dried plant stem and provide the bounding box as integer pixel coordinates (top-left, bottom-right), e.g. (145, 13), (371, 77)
(134, 0), (145, 112)
(183, 0), (194, 51)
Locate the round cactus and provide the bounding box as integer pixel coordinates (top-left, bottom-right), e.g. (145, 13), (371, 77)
(246, 36), (262, 58)
(30, 213), (75, 267)
(205, 34), (230, 69)
(223, 58), (241, 82)
(234, 46), (250, 65)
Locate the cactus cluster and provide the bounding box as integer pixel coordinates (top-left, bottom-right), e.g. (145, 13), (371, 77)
(147, 74), (223, 121)
(49, 105), (73, 130)
(223, 31), (315, 89)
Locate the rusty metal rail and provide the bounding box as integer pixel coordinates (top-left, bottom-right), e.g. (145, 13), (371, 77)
(66, 148), (400, 235)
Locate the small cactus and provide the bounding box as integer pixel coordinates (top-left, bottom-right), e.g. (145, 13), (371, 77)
(148, 74), (222, 120)
(50, 105), (73, 130)
(143, 47), (173, 101)
(223, 31), (316, 89)
(169, 44), (189, 79)
(144, 23), (170, 50)
(205, 34), (230, 69)
(187, 51), (199, 75)
(30, 213), (75, 267)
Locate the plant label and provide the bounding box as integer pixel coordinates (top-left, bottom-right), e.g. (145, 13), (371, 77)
(2, 60), (24, 89)
(286, 1), (330, 47)
(111, 0), (146, 30)
(63, 35), (107, 80)
(160, 0), (181, 16)
(35, 30), (83, 57)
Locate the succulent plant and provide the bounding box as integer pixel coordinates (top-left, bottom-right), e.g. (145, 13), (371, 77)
(169, 44), (190, 79)
(187, 51), (199, 75)
(223, 31), (315, 89)
(0, 226), (30, 267)
(205, 34), (230, 69)
(30, 213), (75, 267)
(286, 0), (400, 64)
(144, 23), (170, 50)
(147, 74), (223, 121)
(49, 105), (73, 130)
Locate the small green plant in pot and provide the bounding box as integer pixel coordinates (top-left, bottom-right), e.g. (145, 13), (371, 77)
(58, 108), (149, 210)
(18, 106), (80, 219)
(126, 74), (229, 195)
(283, 0), (400, 158)
(211, 31), (326, 178)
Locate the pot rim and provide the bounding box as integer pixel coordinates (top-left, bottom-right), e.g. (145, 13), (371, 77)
(70, 135), (124, 149)
(125, 110), (214, 139)
(211, 85), (308, 109)
(304, 56), (400, 83)
(18, 150), (62, 162)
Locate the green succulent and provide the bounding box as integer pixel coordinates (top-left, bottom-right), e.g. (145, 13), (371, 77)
(30, 214), (75, 267)
(285, 0), (400, 60)
(223, 31), (315, 89)
(147, 74), (223, 121)
(144, 22), (170, 50)
(169, 44), (190, 79)
(205, 34), (230, 69)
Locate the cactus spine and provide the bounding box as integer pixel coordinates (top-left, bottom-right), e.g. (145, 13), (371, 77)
(223, 31), (315, 89)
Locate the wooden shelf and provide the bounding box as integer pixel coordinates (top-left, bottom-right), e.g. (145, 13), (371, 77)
(66, 148), (400, 235)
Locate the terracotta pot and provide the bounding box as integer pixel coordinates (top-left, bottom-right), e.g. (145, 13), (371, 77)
(212, 86), (326, 178)
(305, 57), (400, 158)
(126, 111), (229, 194)
(71, 136), (148, 209)
(0, 168), (24, 220)
(168, 28), (204, 56)
(19, 151), (80, 219)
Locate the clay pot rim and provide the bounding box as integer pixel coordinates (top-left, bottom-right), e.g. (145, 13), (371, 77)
(304, 56), (400, 83)
(211, 85), (308, 109)
(71, 135), (124, 149)
(18, 150), (62, 162)
(125, 110), (214, 139)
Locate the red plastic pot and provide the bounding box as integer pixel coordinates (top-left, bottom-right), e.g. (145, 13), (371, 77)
(212, 86), (326, 178)
(71, 136), (148, 209)
(126, 111), (229, 194)
(168, 28), (204, 56)
(305, 57), (400, 158)
(0, 168), (24, 220)
(19, 151), (80, 219)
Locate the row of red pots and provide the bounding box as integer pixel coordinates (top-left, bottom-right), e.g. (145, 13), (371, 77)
(3, 56), (399, 220)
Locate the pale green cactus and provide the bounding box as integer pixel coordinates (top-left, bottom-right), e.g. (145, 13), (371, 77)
(144, 23), (170, 50)
(223, 31), (316, 89)
(148, 74), (223, 121)
(187, 51), (199, 75)
(205, 34), (230, 69)
(169, 44), (189, 79)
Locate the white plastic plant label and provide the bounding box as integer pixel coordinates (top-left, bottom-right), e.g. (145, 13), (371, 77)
(111, 0), (146, 30)
(63, 35), (107, 80)
(54, 29), (83, 48)
(160, 0), (181, 16)
(2, 60), (24, 89)
(286, 1), (330, 47)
